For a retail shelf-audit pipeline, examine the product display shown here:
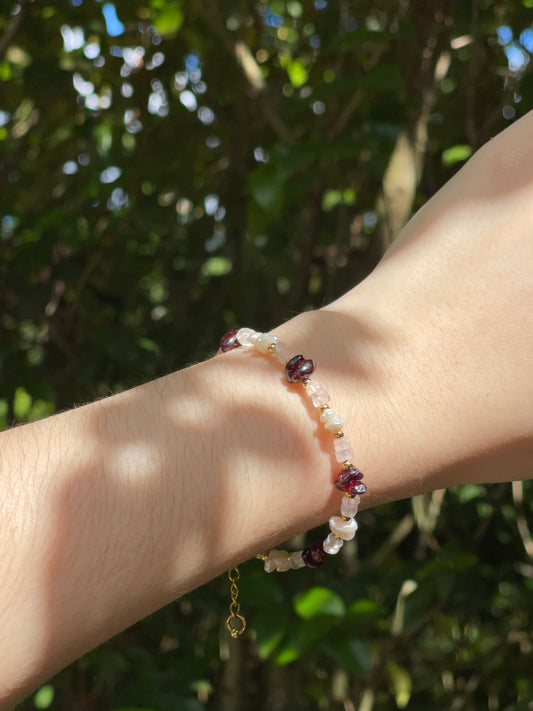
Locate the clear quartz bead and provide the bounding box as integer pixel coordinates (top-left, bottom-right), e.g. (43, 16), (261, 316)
(236, 327), (256, 347)
(329, 515), (358, 541)
(334, 437), (355, 463)
(264, 557), (276, 573)
(273, 340), (291, 364)
(304, 381), (330, 407)
(267, 549), (290, 572)
(323, 533), (343, 555)
(341, 494), (360, 517)
(288, 550), (306, 569)
(276, 555), (290, 572)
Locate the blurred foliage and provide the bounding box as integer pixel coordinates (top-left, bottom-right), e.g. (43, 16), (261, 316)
(1, 0), (533, 709)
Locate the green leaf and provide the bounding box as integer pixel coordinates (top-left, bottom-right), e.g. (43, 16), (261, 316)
(13, 387), (32, 420)
(455, 483), (486, 503)
(286, 59), (308, 88)
(201, 256), (232, 277)
(387, 661), (412, 709)
(33, 685), (54, 710)
(442, 144), (472, 166)
(294, 586), (345, 619)
(326, 638), (373, 676)
(151, 2), (184, 36)
(273, 615), (339, 665)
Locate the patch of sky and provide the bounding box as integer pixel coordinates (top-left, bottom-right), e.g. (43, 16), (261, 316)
(204, 194), (219, 216)
(100, 166), (122, 183)
(61, 25), (84, 52)
(505, 44), (529, 72)
(63, 160), (78, 175)
(263, 8), (284, 28)
(179, 90), (197, 111)
(198, 107), (215, 125)
(73, 72), (94, 96)
(497, 25), (513, 45)
(146, 52), (165, 70)
(520, 28), (533, 53)
(185, 52), (201, 72)
(102, 4), (125, 37)
(107, 187), (129, 212)
(83, 42), (100, 60)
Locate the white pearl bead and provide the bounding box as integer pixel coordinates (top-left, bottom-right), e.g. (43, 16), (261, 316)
(324, 417), (345, 431)
(329, 515), (358, 540)
(236, 327), (256, 347)
(323, 533), (343, 555)
(341, 495), (360, 517)
(255, 333), (271, 353)
(319, 408), (337, 423)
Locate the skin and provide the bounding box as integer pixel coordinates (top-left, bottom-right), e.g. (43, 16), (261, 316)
(1, 109), (532, 707)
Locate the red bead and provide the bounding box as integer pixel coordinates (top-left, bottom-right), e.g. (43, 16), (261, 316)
(219, 327), (241, 352)
(302, 541), (327, 568)
(285, 354), (315, 383)
(335, 467), (366, 495)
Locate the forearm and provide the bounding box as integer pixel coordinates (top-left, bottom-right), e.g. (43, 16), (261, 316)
(1, 292), (531, 705)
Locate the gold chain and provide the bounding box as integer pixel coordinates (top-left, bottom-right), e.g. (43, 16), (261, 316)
(226, 568), (246, 638)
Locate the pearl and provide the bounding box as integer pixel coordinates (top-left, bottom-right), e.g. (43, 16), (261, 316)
(319, 408), (337, 422)
(255, 333), (271, 353)
(323, 532), (343, 555)
(341, 495), (360, 517)
(329, 515), (358, 540)
(236, 327), (256, 347)
(324, 417), (345, 431)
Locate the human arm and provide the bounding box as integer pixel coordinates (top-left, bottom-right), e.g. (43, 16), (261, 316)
(1, 110), (532, 707)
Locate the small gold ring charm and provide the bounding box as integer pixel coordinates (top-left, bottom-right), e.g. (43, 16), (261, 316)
(226, 613), (247, 638)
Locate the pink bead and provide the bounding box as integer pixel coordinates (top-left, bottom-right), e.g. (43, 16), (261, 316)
(273, 340), (291, 364)
(334, 437), (355, 463)
(303, 381), (330, 407)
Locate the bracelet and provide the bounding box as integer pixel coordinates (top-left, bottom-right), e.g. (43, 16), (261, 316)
(219, 326), (367, 570)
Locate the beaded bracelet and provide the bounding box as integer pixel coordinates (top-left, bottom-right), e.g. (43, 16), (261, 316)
(219, 327), (367, 581)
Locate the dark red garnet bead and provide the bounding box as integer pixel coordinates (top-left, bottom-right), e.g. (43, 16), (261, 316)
(285, 354), (315, 383)
(302, 541), (327, 568)
(335, 467), (366, 495)
(219, 327), (241, 353)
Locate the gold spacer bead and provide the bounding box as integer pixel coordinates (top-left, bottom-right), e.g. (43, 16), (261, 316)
(343, 460), (353, 469)
(320, 404), (330, 412)
(334, 430), (344, 438)
(332, 533), (342, 541)
(342, 515), (351, 522)
(302, 377), (311, 386)
(256, 553), (267, 561)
